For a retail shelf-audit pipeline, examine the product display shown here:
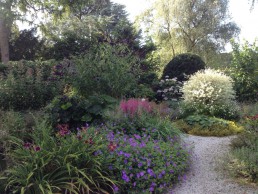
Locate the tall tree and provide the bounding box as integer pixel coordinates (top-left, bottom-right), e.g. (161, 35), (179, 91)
(137, 0), (240, 65)
(0, 0), (100, 63)
(0, 0), (13, 64)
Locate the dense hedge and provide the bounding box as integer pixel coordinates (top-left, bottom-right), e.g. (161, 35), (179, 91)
(162, 53), (205, 81)
(0, 60), (65, 110)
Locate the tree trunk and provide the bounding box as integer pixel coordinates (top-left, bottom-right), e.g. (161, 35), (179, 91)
(0, 17), (10, 64)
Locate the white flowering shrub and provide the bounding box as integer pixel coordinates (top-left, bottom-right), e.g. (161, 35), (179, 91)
(156, 76), (183, 102)
(181, 69), (240, 120)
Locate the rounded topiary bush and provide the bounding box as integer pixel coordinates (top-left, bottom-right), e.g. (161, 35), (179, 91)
(162, 53), (206, 81)
(181, 68), (240, 120)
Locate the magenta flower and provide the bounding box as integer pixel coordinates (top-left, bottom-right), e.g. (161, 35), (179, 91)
(34, 146), (41, 152)
(23, 142), (31, 149)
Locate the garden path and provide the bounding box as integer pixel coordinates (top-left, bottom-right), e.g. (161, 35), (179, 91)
(168, 135), (258, 194)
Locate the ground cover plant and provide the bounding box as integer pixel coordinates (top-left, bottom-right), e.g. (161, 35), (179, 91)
(174, 115), (243, 136)
(228, 108), (258, 183)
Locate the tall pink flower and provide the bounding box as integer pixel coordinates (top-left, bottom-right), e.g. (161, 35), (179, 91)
(119, 98), (152, 116)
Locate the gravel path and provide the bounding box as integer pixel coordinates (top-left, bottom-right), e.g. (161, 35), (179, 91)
(168, 135), (258, 194)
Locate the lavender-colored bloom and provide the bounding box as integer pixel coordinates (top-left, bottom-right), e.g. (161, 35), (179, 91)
(112, 184), (119, 192)
(107, 131), (115, 141)
(124, 153), (131, 158)
(134, 134), (141, 139)
(161, 170), (165, 175)
(147, 159), (151, 167)
(124, 159), (128, 164)
(133, 182), (136, 187)
(149, 187), (154, 192)
(128, 138), (138, 147)
(138, 162), (143, 168)
(94, 150), (102, 156)
(139, 171), (145, 177)
(169, 169), (174, 174)
(152, 128), (157, 132)
(139, 142), (146, 148)
(109, 165), (113, 170)
(147, 168), (155, 177)
(117, 150), (124, 156)
(122, 171), (130, 182)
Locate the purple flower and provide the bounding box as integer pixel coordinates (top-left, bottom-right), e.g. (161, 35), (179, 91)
(107, 132), (115, 141)
(124, 159), (128, 164)
(149, 187), (154, 192)
(134, 134), (141, 139)
(112, 184), (119, 192)
(124, 153), (131, 158)
(122, 171), (130, 182)
(140, 171), (145, 176)
(147, 159), (151, 167)
(161, 170), (165, 175)
(23, 142), (31, 149)
(117, 150), (124, 156)
(147, 168), (155, 177)
(138, 162), (143, 168)
(139, 142), (146, 148)
(133, 182), (136, 187)
(34, 146), (41, 152)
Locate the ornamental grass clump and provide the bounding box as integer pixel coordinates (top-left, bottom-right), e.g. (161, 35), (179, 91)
(181, 68), (240, 120)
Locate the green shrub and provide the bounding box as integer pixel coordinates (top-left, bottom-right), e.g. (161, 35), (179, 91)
(70, 43), (141, 98)
(155, 76), (183, 102)
(229, 132), (258, 183)
(105, 99), (181, 140)
(46, 94), (117, 131)
(181, 68), (240, 120)
(229, 113), (258, 183)
(2, 121), (117, 194)
(162, 53), (205, 82)
(0, 60), (64, 110)
(230, 40), (258, 102)
(174, 115), (243, 136)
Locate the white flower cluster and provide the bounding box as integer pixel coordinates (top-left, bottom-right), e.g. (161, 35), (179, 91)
(182, 68), (239, 117)
(157, 75), (183, 101)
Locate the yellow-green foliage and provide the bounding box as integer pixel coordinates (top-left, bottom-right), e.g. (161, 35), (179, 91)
(174, 115), (243, 136)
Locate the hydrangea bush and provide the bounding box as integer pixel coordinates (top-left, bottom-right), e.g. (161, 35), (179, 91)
(181, 68), (240, 120)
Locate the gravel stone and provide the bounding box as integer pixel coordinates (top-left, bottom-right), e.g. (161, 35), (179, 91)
(168, 135), (258, 194)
